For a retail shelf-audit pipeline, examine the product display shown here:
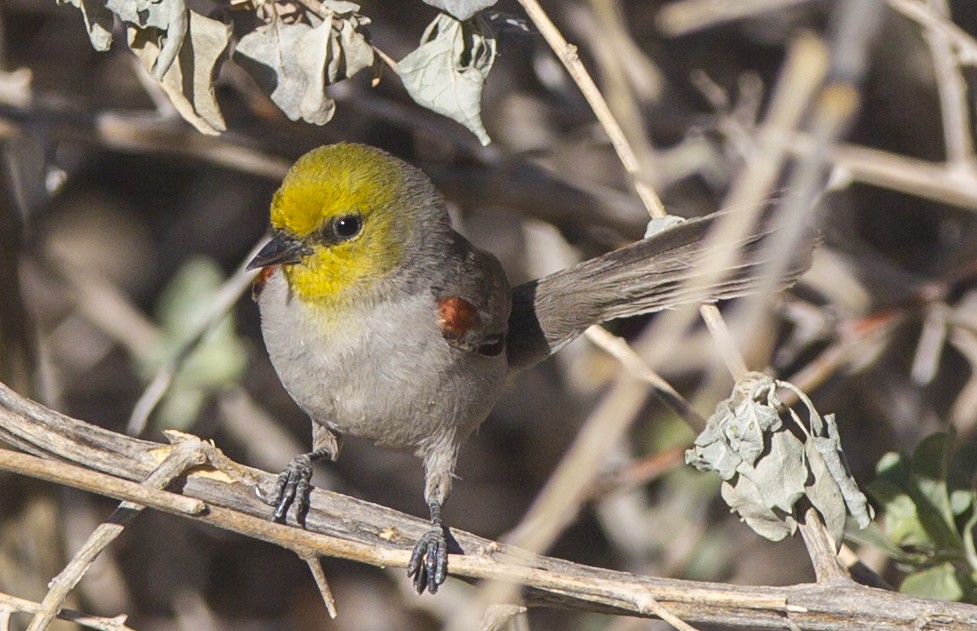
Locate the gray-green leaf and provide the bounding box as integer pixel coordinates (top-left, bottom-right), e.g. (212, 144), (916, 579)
(128, 11), (230, 135)
(399, 13), (496, 145)
(235, 10), (374, 126)
(688, 373), (872, 544)
(142, 258), (247, 430)
(423, 0), (498, 21)
(57, 0), (114, 51)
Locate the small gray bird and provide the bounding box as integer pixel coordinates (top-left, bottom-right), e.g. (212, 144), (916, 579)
(247, 143), (811, 593)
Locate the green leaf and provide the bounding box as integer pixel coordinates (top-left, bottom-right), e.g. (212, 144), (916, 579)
(869, 476), (934, 550)
(141, 257), (247, 429)
(899, 562), (973, 602)
(912, 433), (957, 528)
(399, 13), (496, 145)
(870, 433), (967, 556)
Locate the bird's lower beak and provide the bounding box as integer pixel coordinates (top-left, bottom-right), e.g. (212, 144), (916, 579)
(247, 233), (312, 270)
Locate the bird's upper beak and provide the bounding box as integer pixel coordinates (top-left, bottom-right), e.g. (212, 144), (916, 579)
(247, 233), (312, 270)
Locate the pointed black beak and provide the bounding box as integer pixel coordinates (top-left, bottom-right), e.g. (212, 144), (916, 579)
(247, 233), (312, 270)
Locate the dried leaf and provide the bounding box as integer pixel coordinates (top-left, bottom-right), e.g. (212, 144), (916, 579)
(740, 428), (808, 514)
(128, 11), (230, 135)
(107, 0), (190, 78)
(57, 0), (114, 51)
(685, 419), (742, 480)
(422, 0), (498, 21)
(812, 414), (874, 528)
(106, 0), (175, 29)
(721, 476), (796, 541)
(686, 374), (782, 480)
(235, 9), (374, 126)
(644, 215), (686, 239)
(805, 439), (847, 545)
(688, 373), (872, 543)
(399, 13), (496, 145)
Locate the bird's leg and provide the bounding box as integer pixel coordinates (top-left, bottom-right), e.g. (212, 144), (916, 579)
(408, 441), (457, 594)
(259, 422), (341, 523)
(407, 500), (448, 594)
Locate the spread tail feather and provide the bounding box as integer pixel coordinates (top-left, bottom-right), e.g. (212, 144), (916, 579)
(505, 212), (815, 371)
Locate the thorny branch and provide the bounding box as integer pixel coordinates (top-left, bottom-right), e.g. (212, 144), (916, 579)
(1, 382), (977, 630)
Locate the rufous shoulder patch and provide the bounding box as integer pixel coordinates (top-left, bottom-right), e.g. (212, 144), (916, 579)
(437, 296), (480, 341)
(252, 266), (276, 302)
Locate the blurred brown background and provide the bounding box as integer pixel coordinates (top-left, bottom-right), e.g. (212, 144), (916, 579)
(2, 0), (977, 629)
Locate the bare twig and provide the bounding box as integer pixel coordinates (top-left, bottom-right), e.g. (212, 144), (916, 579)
(0, 449), (205, 516)
(301, 554), (338, 619)
(26, 435), (212, 631)
(584, 326), (707, 432)
(917, 0), (975, 165)
(817, 141), (977, 210)
(0, 593), (134, 631)
(515, 0), (665, 217)
(798, 505), (851, 583)
(887, 0), (977, 65)
(478, 604), (528, 631)
(657, 0), (816, 36)
(699, 305), (749, 381)
(3, 382), (977, 628)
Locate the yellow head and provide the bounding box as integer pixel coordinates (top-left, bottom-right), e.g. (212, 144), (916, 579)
(249, 144), (444, 306)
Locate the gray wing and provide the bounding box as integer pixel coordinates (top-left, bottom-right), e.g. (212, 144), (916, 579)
(434, 233), (511, 357)
(506, 213), (815, 371)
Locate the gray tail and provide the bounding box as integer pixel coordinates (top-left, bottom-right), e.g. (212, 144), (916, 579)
(505, 213), (815, 372)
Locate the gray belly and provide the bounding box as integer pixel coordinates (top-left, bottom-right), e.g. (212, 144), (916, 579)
(258, 274), (506, 453)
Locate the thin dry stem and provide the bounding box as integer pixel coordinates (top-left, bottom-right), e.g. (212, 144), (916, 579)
(0, 593), (134, 631)
(798, 506), (851, 583)
(2, 382), (977, 629)
(478, 604), (528, 631)
(26, 438), (210, 631)
(917, 0), (975, 165)
(657, 0), (814, 36)
(515, 0), (665, 218)
(888, 0), (977, 64)
(302, 554), (338, 619)
(0, 449), (205, 516)
(584, 326), (707, 432)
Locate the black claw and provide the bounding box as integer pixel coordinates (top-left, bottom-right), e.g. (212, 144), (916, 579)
(258, 453), (314, 523)
(407, 527), (448, 594)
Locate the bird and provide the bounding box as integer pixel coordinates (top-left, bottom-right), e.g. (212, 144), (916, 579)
(247, 142), (812, 594)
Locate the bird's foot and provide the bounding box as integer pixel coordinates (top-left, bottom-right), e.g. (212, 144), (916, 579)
(407, 526), (448, 594)
(256, 452), (316, 523)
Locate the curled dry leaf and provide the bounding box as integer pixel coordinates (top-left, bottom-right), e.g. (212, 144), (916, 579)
(234, 7), (374, 125)
(399, 13), (497, 145)
(422, 0), (498, 22)
(128, 10), (231, 135)
(687, 372), (873, 545)
(107, 0), (190, 78)
(57, 0), (114, 51)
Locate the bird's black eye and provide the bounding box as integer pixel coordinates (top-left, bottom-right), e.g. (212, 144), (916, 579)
(332, 214), (362, 240)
